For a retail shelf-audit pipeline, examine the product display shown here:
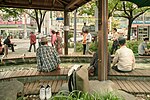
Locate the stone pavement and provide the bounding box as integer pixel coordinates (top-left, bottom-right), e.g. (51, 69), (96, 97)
(3, 38), (80, 59)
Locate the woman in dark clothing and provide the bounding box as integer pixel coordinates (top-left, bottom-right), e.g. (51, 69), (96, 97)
(89, 51), (111, 76)
(3, 36), (15, 52)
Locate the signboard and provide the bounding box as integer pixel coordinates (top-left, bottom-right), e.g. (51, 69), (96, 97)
(63, 26), (70, 31)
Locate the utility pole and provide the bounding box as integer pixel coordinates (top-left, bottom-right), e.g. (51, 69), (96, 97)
(74, 9), (77, 52)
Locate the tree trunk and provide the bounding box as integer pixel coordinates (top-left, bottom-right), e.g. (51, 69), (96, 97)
(127, 19), (132, 40)
(37, 24), (41, 33)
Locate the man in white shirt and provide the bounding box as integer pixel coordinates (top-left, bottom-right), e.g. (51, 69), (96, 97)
(112, 37), (135, 72)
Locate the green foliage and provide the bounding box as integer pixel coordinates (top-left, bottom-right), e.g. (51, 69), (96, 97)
(77, 0), (119, 18)
(78, 0), (96, 16)
(68, 33), (73, 40)
(51, 90), (124, 100)
(126, 40), (141, 54)
(114, 1), (150, 40)
(0, 8), (47, 33)
(76, 42), (83, 52)
(75, 40), (149, 55)
(0, 7), (23, 21)
(108, 0), (119, 18)
(89, 42), (98, 52)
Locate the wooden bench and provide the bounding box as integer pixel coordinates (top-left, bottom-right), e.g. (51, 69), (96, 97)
(111, 55), (150, 59)
(109, 69), (150, 77)
(112, 79), (150, 95)
(0, 68), (69, 80)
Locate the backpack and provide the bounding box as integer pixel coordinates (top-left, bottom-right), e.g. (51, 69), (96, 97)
(68, 65), (89, 92)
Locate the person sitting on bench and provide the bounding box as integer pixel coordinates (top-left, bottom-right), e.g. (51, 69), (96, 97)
(138, 37), (150, 56)
(36, 37), (61, 72)
(89, 51), (111, 76)
(3, 36), (15, 52)
(112, 37), (135, 72)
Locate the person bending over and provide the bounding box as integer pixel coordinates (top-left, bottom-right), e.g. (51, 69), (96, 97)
(36, 37), (61, 72)
(112, 37), (135, 72)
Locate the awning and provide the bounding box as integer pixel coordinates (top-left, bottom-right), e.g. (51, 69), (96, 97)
(121, 0), (150, 8)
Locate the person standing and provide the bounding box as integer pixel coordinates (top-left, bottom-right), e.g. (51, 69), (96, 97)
(55, 32), (63, 54)
(86, 32), (92, 54)
(36, 37), (61, 72)
(51, 30), (57, 47)
(111, 28), (119, 55)
(138, 37), (150, 56)
(3, 36), (15, 52)
(112, 37), (135, 72)
(82, 30), (88, 55)
(82, 22), (88, 33)
(28, 32), (36, 52)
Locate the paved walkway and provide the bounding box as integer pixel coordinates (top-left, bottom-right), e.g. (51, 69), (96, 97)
(3, 38), (79, 58)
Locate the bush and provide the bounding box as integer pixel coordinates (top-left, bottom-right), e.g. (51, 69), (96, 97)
(51, 90), (124, 100)
(75, 40), (149, 55)
(76, 42), (83, 52)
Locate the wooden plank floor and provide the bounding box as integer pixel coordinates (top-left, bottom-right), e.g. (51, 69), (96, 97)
(112, 80), (150, 94)
(24, 80), (67, 95)
(109, 69), (150, 77)
(0, 68), (69, 80)
(24, 79), (150, 95)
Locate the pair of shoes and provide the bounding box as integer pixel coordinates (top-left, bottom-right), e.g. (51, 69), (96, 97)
(28, 50), (31, 52)
(39, 85), (52, 100)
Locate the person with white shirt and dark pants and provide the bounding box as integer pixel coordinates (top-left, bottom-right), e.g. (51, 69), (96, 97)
(86, 32), (92, 54)
(112, 37), (135, 72)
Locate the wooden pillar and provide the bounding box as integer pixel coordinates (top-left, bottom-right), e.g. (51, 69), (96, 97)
(98, 0), (108, 81)
(64, 10), (69, 55)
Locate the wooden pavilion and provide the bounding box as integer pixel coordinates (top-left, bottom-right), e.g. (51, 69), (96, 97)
(0, 0), (108, 81)
(0, 0), (150, 81)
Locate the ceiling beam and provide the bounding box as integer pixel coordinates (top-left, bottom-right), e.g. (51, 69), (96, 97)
(65, 0), (81, 9)
(60, 0), (68, 5)
(52, 0), (55, 7)
(29, 0), (32, 4)
(0, 3), (64, 11)
(56, 0), (64, 6)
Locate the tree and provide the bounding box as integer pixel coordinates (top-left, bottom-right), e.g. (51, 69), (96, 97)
(0, 8), (47, 33)
(77, 0), (119, 19)
(114, 2), (150, 40)
(0, 8), (23, 21)
(24, 9), (47, 33)
(78, 0), (96, 16)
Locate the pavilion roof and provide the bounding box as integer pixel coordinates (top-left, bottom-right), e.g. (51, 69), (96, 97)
(0, 0), (91, 11)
